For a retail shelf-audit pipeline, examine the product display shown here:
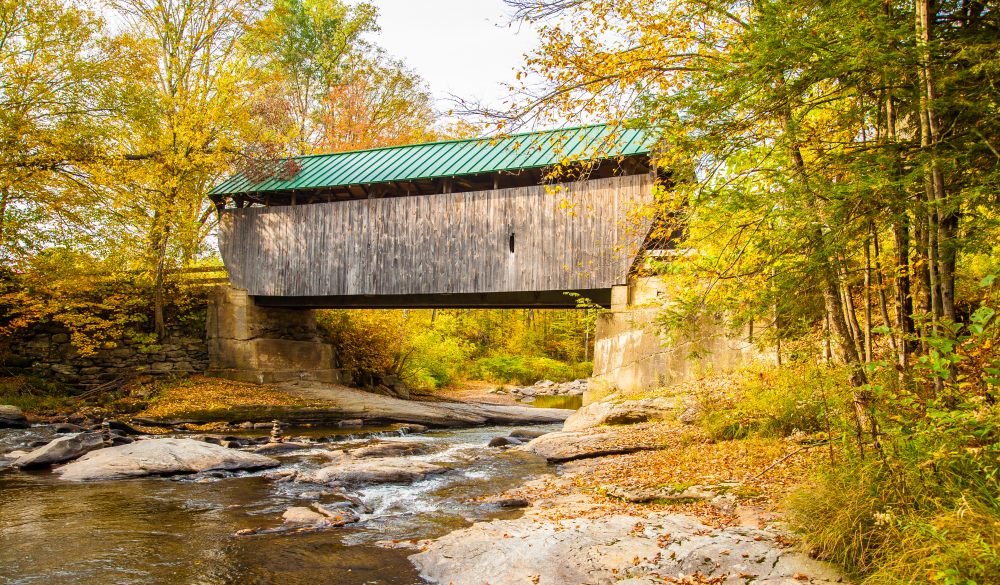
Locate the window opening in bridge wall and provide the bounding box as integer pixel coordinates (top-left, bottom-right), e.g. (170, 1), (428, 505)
(509, 232), (515, 254)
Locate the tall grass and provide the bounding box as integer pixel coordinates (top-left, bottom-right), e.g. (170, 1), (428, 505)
(696, 362), (848, 440)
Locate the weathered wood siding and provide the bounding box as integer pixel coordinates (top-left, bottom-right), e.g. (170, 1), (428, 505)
(218, 174), (655, 298)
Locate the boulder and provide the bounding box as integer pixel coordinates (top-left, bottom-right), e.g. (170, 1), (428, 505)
(520, 428), (659, 463)
(0, 405), (28, 429)
(54, 438), (280, 481)
(308, 456), (446, 485)
(509, 429), (549, 440)
(13, 433), (106, 468)
(562, 397), (677, 431)
(347, 441), (428, 459)
(488, 436), (523, 448)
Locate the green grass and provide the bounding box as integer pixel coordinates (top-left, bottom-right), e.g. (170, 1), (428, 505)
(0, 376), (78, 412)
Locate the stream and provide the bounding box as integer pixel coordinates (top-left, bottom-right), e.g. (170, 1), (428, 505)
(0, 423), (561, 585)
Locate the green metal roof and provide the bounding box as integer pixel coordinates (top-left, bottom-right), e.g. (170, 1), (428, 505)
(210, 124), (655, 196)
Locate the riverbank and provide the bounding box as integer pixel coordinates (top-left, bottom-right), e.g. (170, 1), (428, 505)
(0, 375), (574, 431)
(1, 372), (849, 584)
(402, 382), (849, 584)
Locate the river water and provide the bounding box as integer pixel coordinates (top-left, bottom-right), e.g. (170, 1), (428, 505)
(0, 423), (561, 585)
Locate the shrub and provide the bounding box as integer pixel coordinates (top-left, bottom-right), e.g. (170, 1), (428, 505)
(401, 330), (472, 390)
(697, 362), (848, 440)
(470, 355), (589, 385)
(0, 376), (77, 412)
(788, 306), (1000, 584)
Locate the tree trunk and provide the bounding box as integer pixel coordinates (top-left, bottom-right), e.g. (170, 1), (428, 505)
(872, 230), (898, 352)
(915, 0), (958, 324)
(152, 228), (170, 341)
(863, 237), (873, 363)
(0, 189), (8, 253)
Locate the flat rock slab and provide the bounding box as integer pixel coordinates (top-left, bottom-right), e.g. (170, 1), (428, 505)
(14, 432), (106, 468)
(55, 438), (280, 481)
(563, 396), (679, 431)
(410, 510), (845, 585)
(347, 441), (429, 459)
(281, 381), (572, 428)
(308, 456), (446, 485)
(518, 427), (660, 463)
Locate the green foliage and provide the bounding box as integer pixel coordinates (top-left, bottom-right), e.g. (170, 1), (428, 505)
(789, 299), (1000, 584)
(697, 362), (848, 440)
(318, 308), (595, 391)
(400, 328), (472, 390)
(469, 355), (591, 386)
(0, 376), (76, 412)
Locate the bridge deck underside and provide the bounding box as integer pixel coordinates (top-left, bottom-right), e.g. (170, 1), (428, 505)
(251, 288), (612, 309)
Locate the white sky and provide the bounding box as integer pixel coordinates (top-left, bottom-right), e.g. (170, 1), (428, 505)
(366, 0), (539, 115)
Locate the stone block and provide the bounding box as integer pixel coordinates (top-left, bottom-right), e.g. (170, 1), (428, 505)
(207, 286), (322, 342)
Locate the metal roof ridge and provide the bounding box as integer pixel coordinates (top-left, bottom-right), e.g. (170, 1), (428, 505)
(290, 122), (619, 161)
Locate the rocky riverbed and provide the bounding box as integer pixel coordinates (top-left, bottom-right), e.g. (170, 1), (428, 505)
(0, 389), (847, 585)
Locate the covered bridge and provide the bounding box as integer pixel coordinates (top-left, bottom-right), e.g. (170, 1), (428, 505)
(210, 124), (662, 308)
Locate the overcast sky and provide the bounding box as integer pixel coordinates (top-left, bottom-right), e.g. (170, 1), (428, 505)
(366, 0), (539, 115)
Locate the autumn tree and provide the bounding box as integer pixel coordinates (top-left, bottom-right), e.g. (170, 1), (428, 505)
(318, 49), (438, 152)
(0, 0), (143, 261)
(109, 0), (278, 338)
(250, 0), (378, 154)
(504, 0), (998, 372)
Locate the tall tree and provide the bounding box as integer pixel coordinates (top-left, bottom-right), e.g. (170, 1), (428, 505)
(318, 50), (438, 152)
(0, 0), (142, 261)
(251, 0), (377, 153)
(502, 0), (998, 401)
(110, 0), (274, 338)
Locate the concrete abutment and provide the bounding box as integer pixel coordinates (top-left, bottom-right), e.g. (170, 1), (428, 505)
(588, 277), (760, 403)
(206, 286), (341, 384)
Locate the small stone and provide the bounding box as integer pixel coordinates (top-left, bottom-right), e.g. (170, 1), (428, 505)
(493, 498), (530, 509)
(282, 506), (327, 524)
(53, 422), (87, 433)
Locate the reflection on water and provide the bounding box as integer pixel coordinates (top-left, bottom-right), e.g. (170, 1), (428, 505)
(528, 394), (583, 410)
(0, 424), (559, 585)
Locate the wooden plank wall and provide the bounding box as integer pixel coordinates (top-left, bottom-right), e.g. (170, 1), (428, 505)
(218, 174), (655, 298)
